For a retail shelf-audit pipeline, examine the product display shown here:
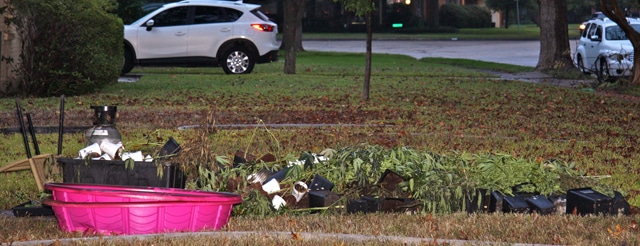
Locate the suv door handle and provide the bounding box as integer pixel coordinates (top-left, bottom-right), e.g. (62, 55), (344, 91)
(220, 28), (231, 32)
(175, 32), (186, 36)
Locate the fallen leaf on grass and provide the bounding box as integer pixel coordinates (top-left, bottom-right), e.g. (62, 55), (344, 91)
(290, 231), (302, 240)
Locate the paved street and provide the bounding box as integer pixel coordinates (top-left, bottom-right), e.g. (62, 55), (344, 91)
(303, 40), (579, 67)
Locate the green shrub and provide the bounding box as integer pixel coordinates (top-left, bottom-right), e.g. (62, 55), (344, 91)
(5, 0), (122, 97)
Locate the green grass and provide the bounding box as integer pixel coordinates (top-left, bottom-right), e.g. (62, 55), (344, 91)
(1, 53), (639, 244)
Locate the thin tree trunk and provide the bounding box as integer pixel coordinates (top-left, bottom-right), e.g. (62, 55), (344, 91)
(600, 0), (640, 85)
(295, 0), (306, 52)
(283, 0), (298, 74)
(363, 12), (372, 101)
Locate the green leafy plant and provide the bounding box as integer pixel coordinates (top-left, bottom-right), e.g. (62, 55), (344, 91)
(209, 143), (617, 215)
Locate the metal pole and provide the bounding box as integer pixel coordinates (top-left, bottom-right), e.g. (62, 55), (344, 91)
(516, 0), (520, 33)
(58, 95), (65, 155)
(15, 98), (32, 158)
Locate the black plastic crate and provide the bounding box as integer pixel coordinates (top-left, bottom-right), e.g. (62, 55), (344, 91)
(566, 188), (612, 215)
(58, 158), (185, 188)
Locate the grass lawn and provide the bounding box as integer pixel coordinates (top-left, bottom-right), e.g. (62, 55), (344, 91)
(0, 51), (639, 245)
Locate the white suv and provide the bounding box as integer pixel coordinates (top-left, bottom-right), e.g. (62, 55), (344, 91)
(574, 17), (640, 82)
(123, 0), (279, 75)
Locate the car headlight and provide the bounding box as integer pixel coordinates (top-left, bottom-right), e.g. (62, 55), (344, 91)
(605, 51), (632, 62)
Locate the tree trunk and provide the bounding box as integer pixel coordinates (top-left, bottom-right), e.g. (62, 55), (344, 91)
(363, 12), (372, 101)
(536, 0), (575, 72)
(283, 0), (304, 74)
(600, 0), (640, 85)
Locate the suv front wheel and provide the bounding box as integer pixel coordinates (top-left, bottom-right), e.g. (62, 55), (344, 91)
(221, 47), (255, 74)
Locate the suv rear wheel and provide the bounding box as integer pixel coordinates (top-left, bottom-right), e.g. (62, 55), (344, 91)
(221, 47), (255, 74)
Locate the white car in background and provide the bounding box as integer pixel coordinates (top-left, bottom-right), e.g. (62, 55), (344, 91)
(123, 0), (279, 75)
(574, 17), (640, 82)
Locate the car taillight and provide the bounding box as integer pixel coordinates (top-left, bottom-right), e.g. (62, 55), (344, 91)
(251, 24), (275, 32)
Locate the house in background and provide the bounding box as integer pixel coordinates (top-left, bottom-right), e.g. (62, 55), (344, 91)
(415, 0), (504, 28)
(0, 1), (20, 95)
(258, 0), (502, 30)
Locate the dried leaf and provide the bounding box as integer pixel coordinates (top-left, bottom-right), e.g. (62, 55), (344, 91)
(290, 231), (302, 240)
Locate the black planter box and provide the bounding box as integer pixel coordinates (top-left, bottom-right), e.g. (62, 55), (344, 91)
(566, 188), (612, 215)
(502, 194), (531, 214)
(526, 195), (556, 215)
(346, 199), (369, 214)
(489, 191), (504, 213)
(308, 190), (340, 208)
(58, 158), (185, 188)
(12, 201), (54, 217)
(381, 197), (418, 213)
(346, 196), (381, 214)
(466, 189), (492, 213)
(611, 191), (631, 216)
(363, 196), (382, 212)
(309, 174), (334, 191)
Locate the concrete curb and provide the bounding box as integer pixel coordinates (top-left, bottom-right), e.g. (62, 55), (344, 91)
(1, 230), (561, 246)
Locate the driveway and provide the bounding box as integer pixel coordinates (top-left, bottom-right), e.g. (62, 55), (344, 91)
(303, 40), (579, 67)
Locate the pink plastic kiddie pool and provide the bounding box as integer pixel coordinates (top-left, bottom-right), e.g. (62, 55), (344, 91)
(43, 183), (242, 235)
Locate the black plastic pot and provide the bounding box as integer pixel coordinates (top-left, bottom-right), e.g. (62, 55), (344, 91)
(12, 201), (54, 217)
(91, 105), (118, 125)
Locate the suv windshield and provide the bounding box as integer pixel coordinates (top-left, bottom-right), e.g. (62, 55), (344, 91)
(606, 24), (640, 40)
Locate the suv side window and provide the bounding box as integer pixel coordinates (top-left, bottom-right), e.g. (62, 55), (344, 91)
(587, 23), (601, 39)
(606, 26), (627, 40)
(581, 23), (591, 38)
(150, 6), (189, 27)
(193, 6), (243, 24)
(595, 25), (602, 38)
